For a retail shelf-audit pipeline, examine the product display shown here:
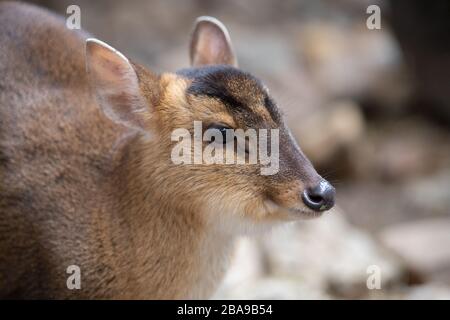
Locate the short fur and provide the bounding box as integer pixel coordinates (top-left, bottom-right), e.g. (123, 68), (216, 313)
(0, 2), (330, 299)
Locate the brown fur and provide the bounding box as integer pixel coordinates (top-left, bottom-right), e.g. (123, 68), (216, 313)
(0, 2), (330, 299)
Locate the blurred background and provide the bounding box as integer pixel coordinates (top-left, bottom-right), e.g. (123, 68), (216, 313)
(25, 0), (450, 299)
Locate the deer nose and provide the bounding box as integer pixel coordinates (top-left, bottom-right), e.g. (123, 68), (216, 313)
(301, 180), (336, 212)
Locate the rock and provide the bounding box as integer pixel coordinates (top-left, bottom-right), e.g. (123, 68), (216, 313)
(338, 182), (421, 233)
(404, 172), (450, 216)
(299, 22), (402, 99)
(215, 208), (407, 299)
(350, 119), (450, 181)
(260, 210), (407, 298)
(379, 218), (450, 285)
(214, 276), (329, 300)
(292, 100), (365, 166)
(402, 284), (450, 300)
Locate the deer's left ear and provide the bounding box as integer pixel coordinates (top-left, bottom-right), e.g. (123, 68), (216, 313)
(190, 16), (237, 67)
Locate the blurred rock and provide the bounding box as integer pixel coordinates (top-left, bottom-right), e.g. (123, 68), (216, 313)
(214, 231), (330, 299)
(214, 276), (329, 300)
(216, 209), (408, 299)
(339, 168), (450, 234)
(293, 100), (365, 166)
(339, 183), (415, 232)
(299, 22), (402, 100)
(404, 172), (450, 216)
(261, 211), (407, 298)
(380, 218), (450, 285)
(402, 284), (450, 300)
(351, 119), (450, 181)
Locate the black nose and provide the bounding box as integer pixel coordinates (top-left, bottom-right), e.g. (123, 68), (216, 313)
(302, 180), (336, 212)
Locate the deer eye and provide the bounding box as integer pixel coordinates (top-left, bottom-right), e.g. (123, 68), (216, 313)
(208, 124), (231, 144)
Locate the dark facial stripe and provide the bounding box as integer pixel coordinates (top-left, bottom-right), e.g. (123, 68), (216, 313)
(177, 65), (281, 126)
(263, 94), (281, 123)
(184, 72), (246, 111)
(179, 65), (249, 107)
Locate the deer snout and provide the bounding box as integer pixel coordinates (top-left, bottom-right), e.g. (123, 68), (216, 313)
(301, 180), (335, 212)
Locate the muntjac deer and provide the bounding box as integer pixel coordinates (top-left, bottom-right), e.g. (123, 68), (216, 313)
(0, 2), (335, 299)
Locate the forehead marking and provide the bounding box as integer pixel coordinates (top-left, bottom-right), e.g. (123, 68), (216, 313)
(178, 65), (280, 126)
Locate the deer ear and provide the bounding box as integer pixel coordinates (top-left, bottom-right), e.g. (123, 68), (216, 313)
(190, 16), (237, 67)
(86, 38), (149, 132)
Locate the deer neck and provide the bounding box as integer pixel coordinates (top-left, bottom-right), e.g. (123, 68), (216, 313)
(108, 133), (235, 298)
